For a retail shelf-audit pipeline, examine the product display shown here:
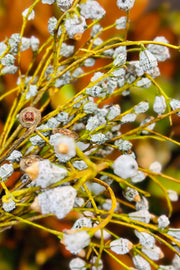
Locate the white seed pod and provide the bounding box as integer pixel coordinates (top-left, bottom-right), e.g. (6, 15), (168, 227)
(72, 160), (88, 171)
(0, 163), (14, 181)
(69, 258), (86, 270)
(113, 53), (127, 67)
(20, 37), (30, 52)
(63, 230), (90, 254)
(132, 255), (151, 270)
(131, 171), (146, 183)
(94, 224), (111, 240)
(93, 37), (103, 47)
(50, 134), (76, 162)
(80, 0), (105, 20)
(73, 197), (85, 207)
(46, 117), (59, 129)
(73, 123), (85, 131)
(30, 36), (40, 52)
(172, 254), (180, 270)
(56, 111), (69, 123)
(167, 190), (178, 202)
(107, 78), (118, 94)
(76, 141), (90, 151)
(167, 228), (180, 240)
(127, 60), (144, 77)
(84, 57), (96, 67)
(8, 33), (21, 55)
(124, 187), (141, 202)
(22, 8), (35, 20)
(0, 42), (7, 56)
(86, 115), (106, 131)
(42, 0), (55, 4)
(1, 65), (18, 74)
(30, 135), (45, 147)
(90, 256), (103, 270)
(149, 161), (162, 173)
(128, 209), (151, 223)
(146, 66), (160, 78)
(86, 181), (105, 195)
(121, 113), (136, 123)
(7, 150), (22, 163)
(60, 42), (74, 57)
(117, 0), (135, 11)
(107, 105), (121, 121)
(90, 133), (107, 145)
(83, 101), (98, 114)
(73, 94), (87, 108)
(159, 265), (175, 270)
(134, 101), (149, 114)
(91, 71), (104, 82)
(72, 67), (84, 79)
(26, 85), (37, 100)
(134, 230), (155, 248)
(135, 196), (149, 210)
(153, 96), (167, 115)
(48, 16), (57, 35)
(158, 215), (170, 229)
(142, 246), (164, 261)
(57, 0), (73, 12)
(71, 217), (92, 230)
(147, 36), (170, 62)
(2, 195), (16, 212)
(64, 14), (87, 39)
(140, 117), (156, 134)
(110, 238), (133, 254)
(91, 24), (103, 38)
(0, 54), (15, 66)
(139, 49), (158, 72)
(115, 139), (132, 151)
(38, 186), (77, 219)
(113, 154), (138, 179)
(170, 99), (180, 116)
(102, 199), (119, 212)
(136, 78), (151, 89)
(86, 85), (106, 97)
(2, 200), (16, 212)
(26, 159), (68, 188)
(103, 48), (114, 57)
(115, 16), (127, 29)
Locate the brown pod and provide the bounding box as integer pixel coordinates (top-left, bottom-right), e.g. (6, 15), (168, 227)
(19, 107), (41, 128)
(20, 155), (43, 172)
(52, 128), (79, 140)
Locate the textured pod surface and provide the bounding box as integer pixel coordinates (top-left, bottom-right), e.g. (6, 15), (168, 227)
(19, 155), (43, 172)
(18, 107), (41, 128)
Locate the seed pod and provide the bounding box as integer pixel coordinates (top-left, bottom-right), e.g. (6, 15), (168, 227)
(52, 128), (79, 140)
(19, 107), (41, 128)
(57, 0), (73, 12)
(19, 155), (43, 172)
(110, 238), (133, 254)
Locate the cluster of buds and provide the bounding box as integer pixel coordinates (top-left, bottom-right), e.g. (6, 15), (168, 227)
(0, 0), (180, 269)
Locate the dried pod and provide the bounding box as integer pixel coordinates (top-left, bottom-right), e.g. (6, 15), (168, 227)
(52, 128), (79, 140)
(19, 155), (43, 172)
(19, 107), (41, 128)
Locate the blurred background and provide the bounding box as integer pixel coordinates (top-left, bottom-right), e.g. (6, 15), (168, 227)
(0, 0), (180, 269)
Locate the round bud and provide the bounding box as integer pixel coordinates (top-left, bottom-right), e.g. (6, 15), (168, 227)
(57, 142), (69, 154)
(52, 128), (79, 140)
(19, 155), (43, 172)
(73, 33), (82, 40)
(19, 107), (41, 128)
